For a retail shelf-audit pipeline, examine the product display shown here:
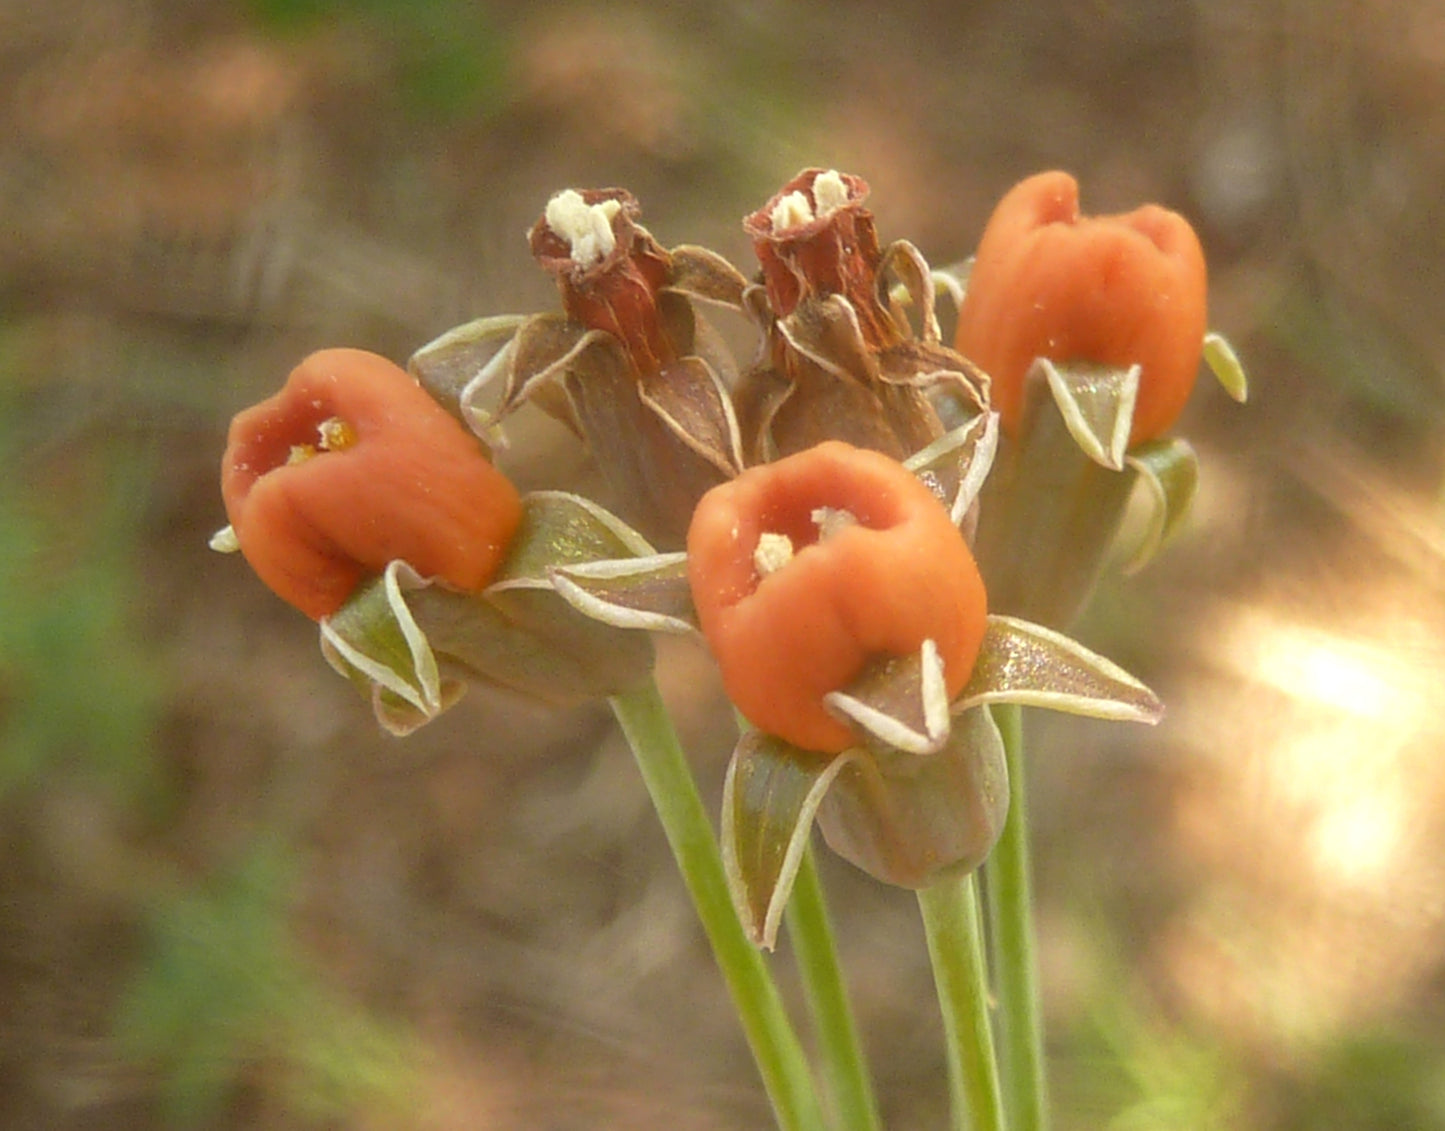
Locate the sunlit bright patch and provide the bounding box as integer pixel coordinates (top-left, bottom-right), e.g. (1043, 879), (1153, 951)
(1216, 608), (1428, 723)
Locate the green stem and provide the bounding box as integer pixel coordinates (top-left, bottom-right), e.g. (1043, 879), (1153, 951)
(918, 873), (1006, 1131)
(610, 680), (825, 1131)
(785, 842), (882, 1131)
(984, 703), (1048, 1131)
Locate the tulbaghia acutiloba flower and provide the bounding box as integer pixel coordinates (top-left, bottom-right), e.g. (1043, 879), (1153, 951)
(687, 441), (988, 754)
(954, 169), (1208, 448)
(955, 171), (1250, 626)
(221, 348), (522, 620)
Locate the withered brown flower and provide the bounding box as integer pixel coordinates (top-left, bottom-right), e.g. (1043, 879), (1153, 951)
(735, 168), (988, 465)
(412, 188), (750, 550)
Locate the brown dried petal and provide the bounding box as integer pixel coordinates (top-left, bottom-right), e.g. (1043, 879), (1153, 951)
(562, 341), (733, 548)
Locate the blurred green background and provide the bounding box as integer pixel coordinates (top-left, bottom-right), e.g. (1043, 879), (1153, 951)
(3, 0), (1445, 1127)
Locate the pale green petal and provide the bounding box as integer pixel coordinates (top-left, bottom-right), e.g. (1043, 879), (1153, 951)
(722, 731), (860, 949)
(1203, 331), (1249, 403)
(825, 640), (952, 755)
(320, 562), (447, 734)
(957, 615), (1163, 723)
(548, 553), (696, 633)
(1124, 438), (1199, 573)
(1039, 357), (1140, 471)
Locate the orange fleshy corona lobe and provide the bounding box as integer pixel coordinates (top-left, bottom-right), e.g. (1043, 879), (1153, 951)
(955, 171), (1208, 446)
(221, 348), (523, 620)
(687, 441), (988, 753)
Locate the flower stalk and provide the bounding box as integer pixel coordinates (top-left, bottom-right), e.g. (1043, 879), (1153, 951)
(918, 873), (1007, 1131)
(983, 703), (1048, 1131)
(608, 679), (825, 1131)
(784, 843), (881, 1131)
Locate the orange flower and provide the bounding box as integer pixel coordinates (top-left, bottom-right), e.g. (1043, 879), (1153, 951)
(955, 170), (1208, 447)
(687, 442), (987, 753)
(221, 348), (522, 620)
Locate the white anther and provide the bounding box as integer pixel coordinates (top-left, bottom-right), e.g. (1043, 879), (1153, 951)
(753, 531), (795, 576)
(769, 190), (814, 232)
(811, 506), (857, 541)
(811, 170), (850, 217)
(545, 189), (621, 268)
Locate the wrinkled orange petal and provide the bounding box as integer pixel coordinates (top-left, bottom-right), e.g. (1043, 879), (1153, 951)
(222, 348), (522, 620)
(688, 441), (987, 753)
(956, 171), (1207, 446)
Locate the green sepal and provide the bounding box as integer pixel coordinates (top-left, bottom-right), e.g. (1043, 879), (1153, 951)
(1037, 357), (1140, 471)
(413, 584), (655, 704)
(319, 493), (663, 732)
(905, 412), (1000, 525)
(406, 313), (529, 436)
(488, 491), (654, 588)
(1203, 331), (1249, 403)
(320, 561), (460, 736)
(814, 706), (1009, 890)
(824, 640), (951, 755)
(956, 614), (1163, 723)
(721, 729), (859, 950)
(549, 553), (697, 633)
(1123, 437), (1199, 573)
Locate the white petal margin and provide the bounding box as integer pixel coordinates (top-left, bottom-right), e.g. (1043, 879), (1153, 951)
(1039, 357), (1140, 472)
(485, 490), (657, 592)
(457, 335), (519, 446)
(319, 560), (442, 719)
(1203, 331), (1249, 403)
(407, 313), (528, 446)
(825, 639), (952, 755)
(879, 239), (942, 342)
(548, 553), (696, 633)
(721, 732), (863, 950)
(1123, 437), (1199, 575)
(930, 257), (973, 313)
(955, 614), (1164, 724)
(905, 411), (1000, 525)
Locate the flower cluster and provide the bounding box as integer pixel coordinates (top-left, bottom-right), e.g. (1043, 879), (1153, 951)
(214, 168), (1244, 928)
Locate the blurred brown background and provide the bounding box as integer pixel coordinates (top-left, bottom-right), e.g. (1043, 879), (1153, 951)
(3, 0), (1444, 1127)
